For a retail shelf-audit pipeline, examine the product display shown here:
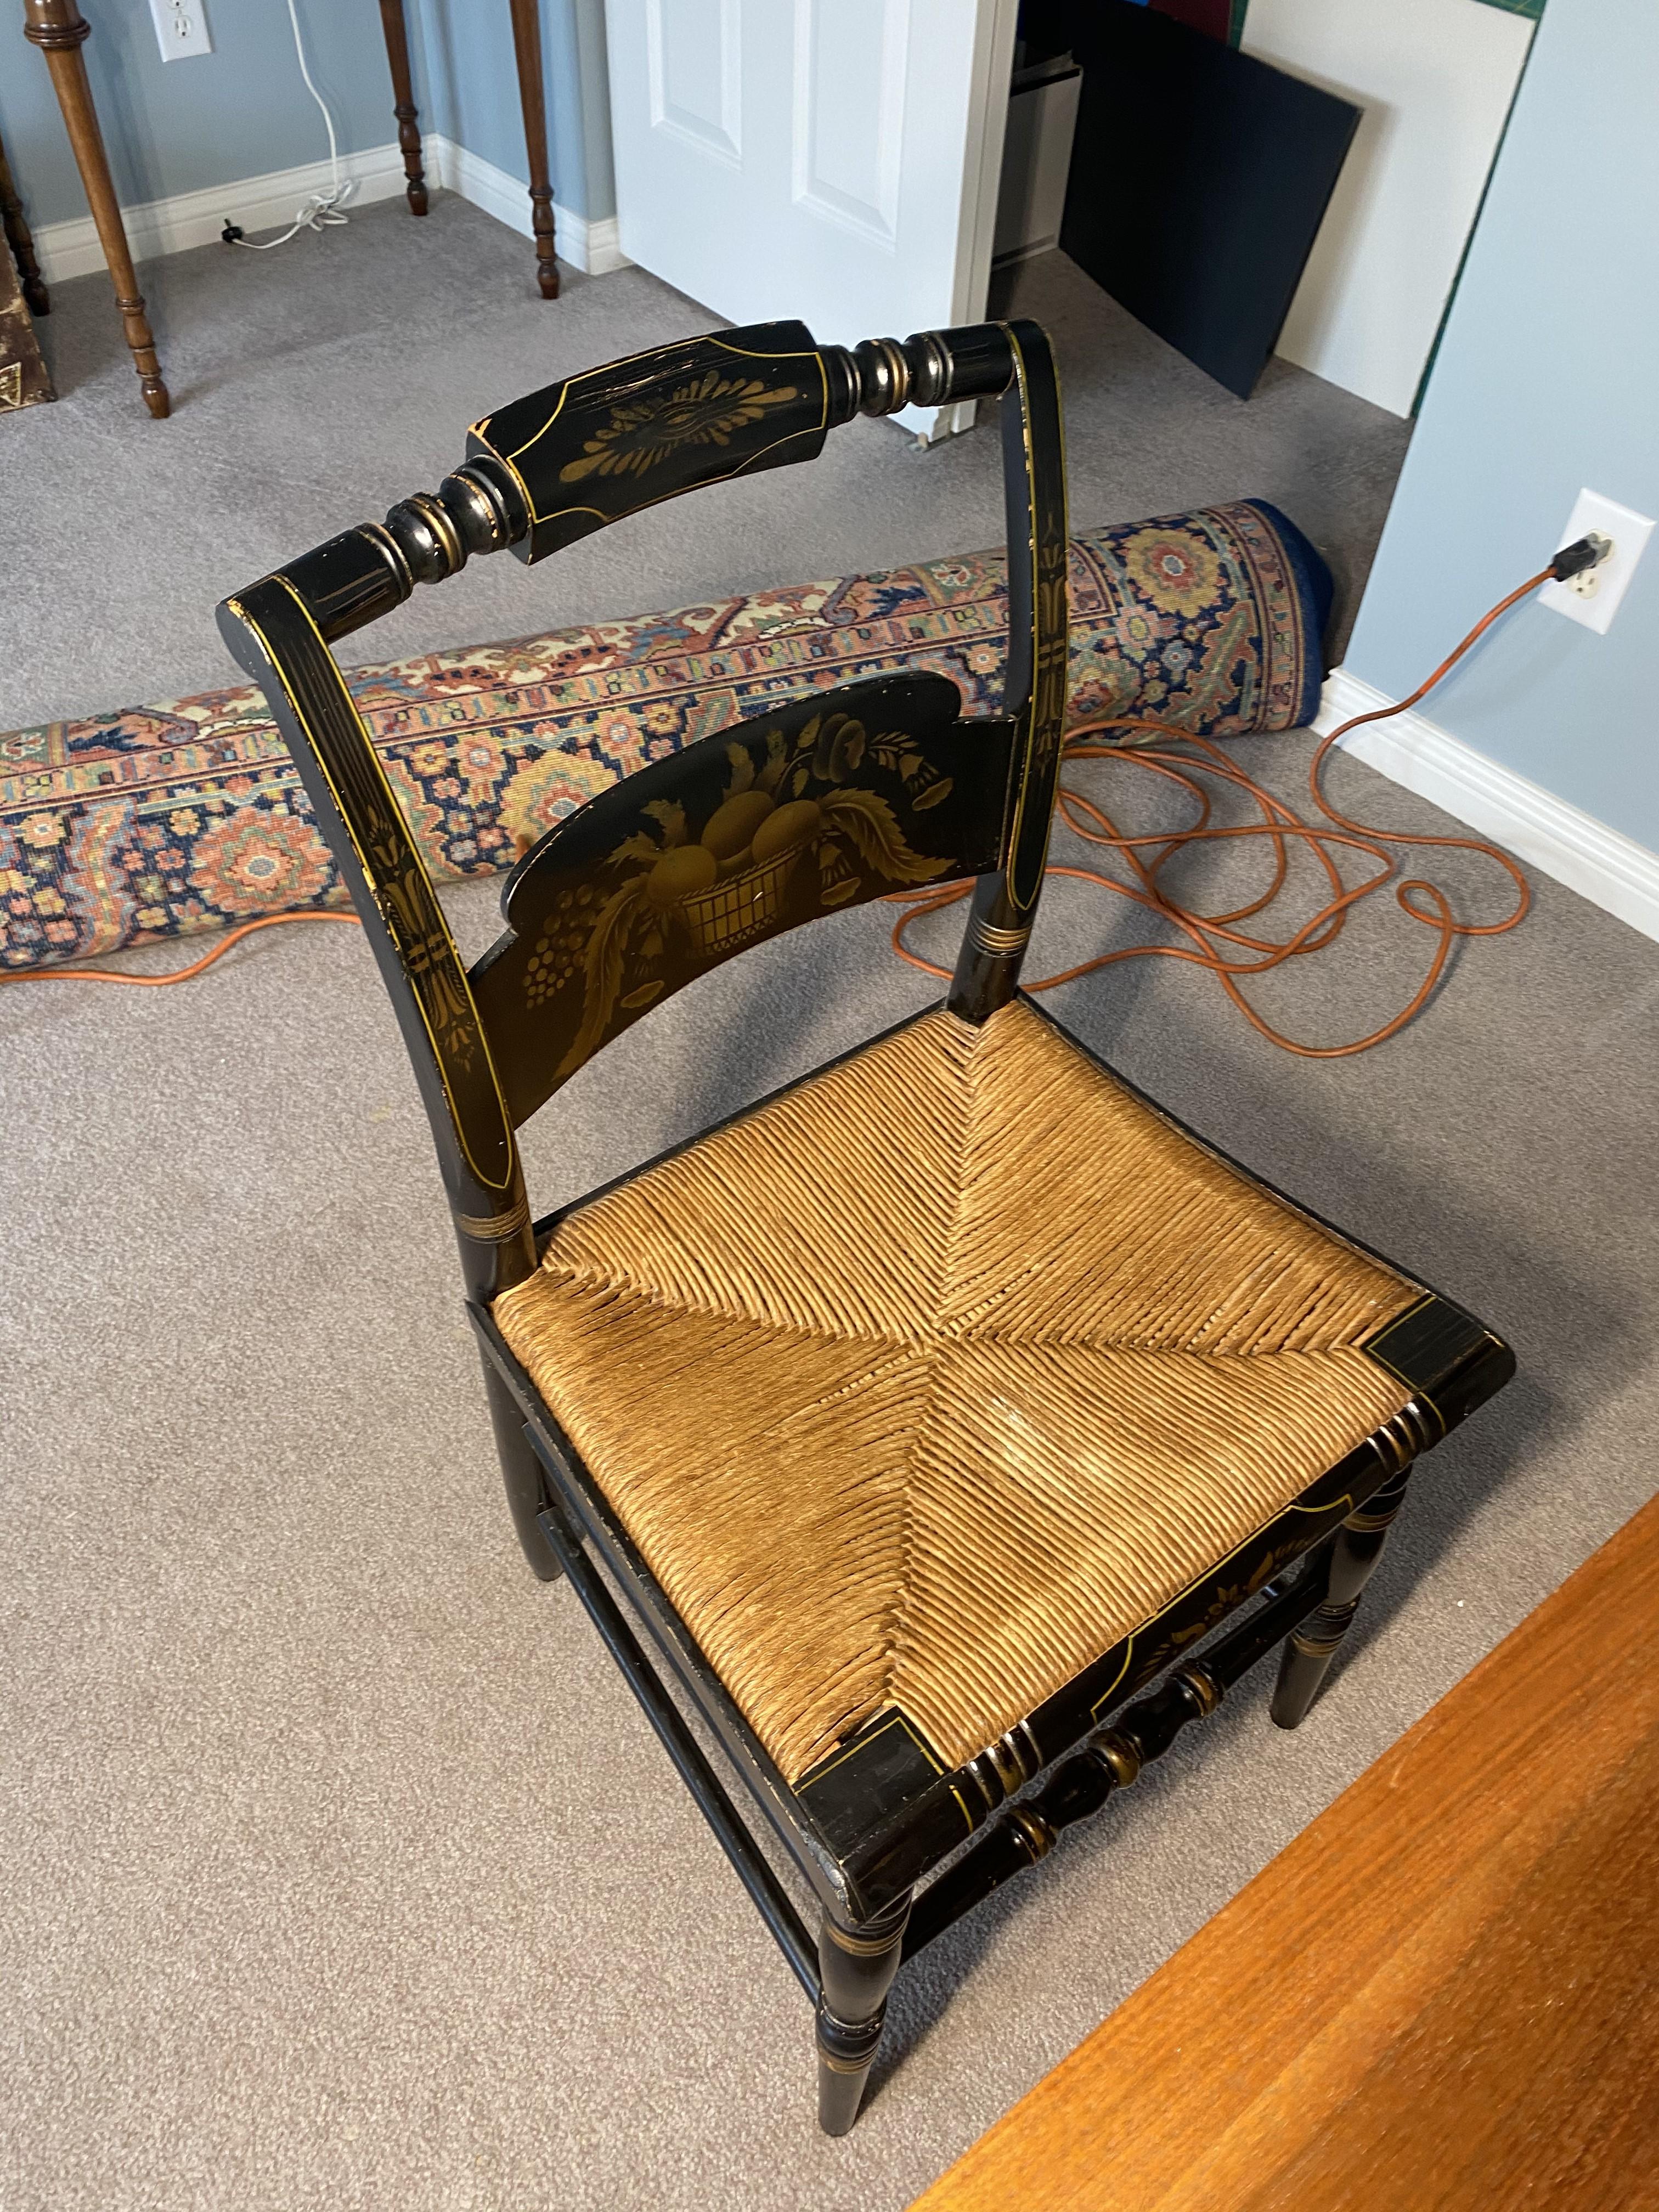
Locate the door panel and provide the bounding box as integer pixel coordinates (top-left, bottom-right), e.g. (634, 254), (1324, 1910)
(646, 0), (741, 164)
(607, 0), (1018, 439)
(791, 0), (907, 245)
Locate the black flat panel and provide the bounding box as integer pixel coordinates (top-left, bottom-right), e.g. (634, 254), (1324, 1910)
(1058, 1), (1360, 397)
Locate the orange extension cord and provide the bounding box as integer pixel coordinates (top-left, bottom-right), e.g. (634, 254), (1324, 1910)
(3, 568), (1549, 1057)
(887, 566), (1549, 1058)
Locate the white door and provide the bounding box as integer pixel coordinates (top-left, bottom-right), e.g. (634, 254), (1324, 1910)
(603, 0), (1019, 440)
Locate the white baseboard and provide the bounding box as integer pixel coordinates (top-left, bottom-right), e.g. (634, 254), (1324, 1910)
(33, 143), (416, 284)
(1316, 666), (1659, 945)
(32, 135), (630, 285)
(422, 134), (631, 276)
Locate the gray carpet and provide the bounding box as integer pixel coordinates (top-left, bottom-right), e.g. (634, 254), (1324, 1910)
(5, 196), (1657, 2212)
(3, 193), (1407, 735)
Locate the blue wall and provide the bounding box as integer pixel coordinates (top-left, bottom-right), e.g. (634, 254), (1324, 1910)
(0, 0), (402, 228)
(1344, 0), (1659, 853)
(414, 0), (613, 220)
(0, 0), (614, 232)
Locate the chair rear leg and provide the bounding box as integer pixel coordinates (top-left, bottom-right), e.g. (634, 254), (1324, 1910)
(1271, 1469), (1412, 1728)
(481, 1358), (562, 1582)
(815, 1895), (910, 2135)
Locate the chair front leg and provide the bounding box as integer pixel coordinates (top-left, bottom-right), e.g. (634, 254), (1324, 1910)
(480, 1358), (563, 1581)
(1271, 1468), (1412, 1728)
(815, 1894), (910, 2135)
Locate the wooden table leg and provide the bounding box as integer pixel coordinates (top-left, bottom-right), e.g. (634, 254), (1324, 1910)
(507, 0), (558, 299)
(22, 0), (169, 417)
(0, 125), (50, 317)
(376, 0), (427, 216)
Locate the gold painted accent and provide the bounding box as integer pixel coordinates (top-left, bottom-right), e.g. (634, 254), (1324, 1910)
(967, 1758), (1002, 1815)
(817, 2042), (877, 2073)
(988, 1730), (1033, 1792)
(518, 710), (953, 1085)
(1346, 1498), (1407, 1534)
(824, 1916), (909, 1959)
(998, 325), (1071, 918)
(1291, 1623), (1350, 1661)
(359, 520), (414, 596)
(1176, 1662), (1223, 1717)
(803, 1708), (945, 1791)
(972, 917), (1031, 956)
(228, 588), (517, 1193)
(458, 1197), (533, 1244)
(494, 1001), (1420, 1782)
(1097, 1734), (1143, 1789)
(471, 341), (831, 537)
(405, 490), (465, 574)
(1009, 1807), (1057, 1860)
(558, 371), (804, 484)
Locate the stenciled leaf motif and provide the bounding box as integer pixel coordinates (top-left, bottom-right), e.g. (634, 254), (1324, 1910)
(554, 878), (650, 1079)
(556, 374), (803, 484)
(724, 742), (755, 798)
(757, 731), (788, 795)
(642, 799), (687, 848)
(610, 831), (663, 866)
(819, 788), (951, 885)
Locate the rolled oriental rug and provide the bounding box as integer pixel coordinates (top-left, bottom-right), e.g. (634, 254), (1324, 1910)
(0, 499), (1329, 972)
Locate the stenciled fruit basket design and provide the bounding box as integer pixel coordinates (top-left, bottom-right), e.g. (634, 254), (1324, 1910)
(523, 710), (957, 1079)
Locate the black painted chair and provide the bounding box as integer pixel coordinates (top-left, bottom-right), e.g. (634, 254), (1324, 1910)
(218, 320), (1513, 2133)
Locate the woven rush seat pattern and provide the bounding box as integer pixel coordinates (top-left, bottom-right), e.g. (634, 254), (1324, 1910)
(495, 1001), (1423, 1784)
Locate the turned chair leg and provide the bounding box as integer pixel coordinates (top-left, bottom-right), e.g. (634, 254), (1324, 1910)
(376, 0), (428, 216)
(0, 131), (49, 317)
(23, 0), (168, 416)
(481, 1361), (563, 1582)
(815, 1895), (910, 2135)
(1271, 1468), (1412, 1728)
(507, 0), (560, 298)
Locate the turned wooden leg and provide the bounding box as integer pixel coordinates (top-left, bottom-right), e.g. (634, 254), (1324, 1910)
(0, 129), (49, 316)
(815, 1894), (909, 2135)
(22, 0), (168, 416)
(507, 0), (559, 298)
(376, 0), (428, 216)
(482, 1360), (563, 1582)
(1271, 1468), (1412, 1728)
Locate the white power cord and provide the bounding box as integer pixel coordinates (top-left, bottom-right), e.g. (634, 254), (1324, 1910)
(223, 0), (355, 250)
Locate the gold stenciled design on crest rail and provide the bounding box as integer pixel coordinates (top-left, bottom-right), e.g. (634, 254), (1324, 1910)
(558, 369), (804, 484)
(522, 710), (955, 1081)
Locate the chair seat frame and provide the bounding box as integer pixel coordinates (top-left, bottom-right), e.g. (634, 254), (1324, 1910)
(217, 316), (1513, 2131)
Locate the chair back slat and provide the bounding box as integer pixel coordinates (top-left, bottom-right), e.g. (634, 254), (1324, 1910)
(471, 673), (1013, 1127)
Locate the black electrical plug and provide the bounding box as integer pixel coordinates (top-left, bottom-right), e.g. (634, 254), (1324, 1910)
(1550, 532), (1612, 582)
(221, 221), (245, 245)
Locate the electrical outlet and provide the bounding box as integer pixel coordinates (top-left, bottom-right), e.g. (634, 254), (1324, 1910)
(1539, 488), (1655, 636)
(148, 0), (212, 62)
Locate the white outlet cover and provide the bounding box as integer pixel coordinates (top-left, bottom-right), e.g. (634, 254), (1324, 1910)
(148, 0), (212, 61)
(1538, 488), (1655, 635)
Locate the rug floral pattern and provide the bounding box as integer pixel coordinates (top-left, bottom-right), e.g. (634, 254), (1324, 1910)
(0, 501), (1324, 970)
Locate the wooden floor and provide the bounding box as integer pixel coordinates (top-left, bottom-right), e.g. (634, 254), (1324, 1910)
(915, 1491), (1659, 2212)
